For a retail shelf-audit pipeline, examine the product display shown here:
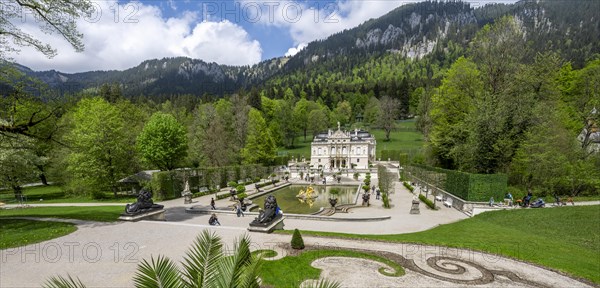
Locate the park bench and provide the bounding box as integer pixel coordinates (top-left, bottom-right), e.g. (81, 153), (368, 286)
(443, 197), (453, 208)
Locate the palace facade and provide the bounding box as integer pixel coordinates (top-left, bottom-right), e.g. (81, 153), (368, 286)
(310, 124), (376, 170)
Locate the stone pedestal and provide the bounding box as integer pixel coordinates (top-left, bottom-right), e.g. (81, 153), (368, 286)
(247, 216), (285, 233)
(119, 209), (166, 221)
(410, 200), (420, 214)
(183, 193), (192, 204)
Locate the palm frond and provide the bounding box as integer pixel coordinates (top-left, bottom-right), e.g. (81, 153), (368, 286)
(214, 234), (259, 288)
(181, 230), (224, 288)
(43, 275), (86, 288)
(304, 279), (342, 288)
(133, 255), (183, 288)
(235, 255), (262, 288)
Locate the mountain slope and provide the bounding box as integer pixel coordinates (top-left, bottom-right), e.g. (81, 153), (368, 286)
(16, 0), (600, 98)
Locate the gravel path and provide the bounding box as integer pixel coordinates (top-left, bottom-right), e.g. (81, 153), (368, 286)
(1, 180), (596, 287)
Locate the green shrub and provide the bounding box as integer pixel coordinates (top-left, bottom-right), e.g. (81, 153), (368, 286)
(228, 181), (238, 188)
(150, 171), (181, 200)
(255, 180), (280, 189)
(291, 229), (305, 250)
(353, 172), (360, 180)
(192, 189), (216, 198)
(419, 194), (436, 210)
(403, 181), (414, 192)
(236, 185), (246, 194)
(329, 188), (340, 196)
(381, 192), (391, 208)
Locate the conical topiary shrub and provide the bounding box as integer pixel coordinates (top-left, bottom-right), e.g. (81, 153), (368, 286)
(291, 228), (305, 250)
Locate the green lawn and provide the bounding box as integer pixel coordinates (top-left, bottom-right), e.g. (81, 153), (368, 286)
(0, 219), (77, 249)
(0, 185), (136, 204)
(257, 249), (405, 287)
(0, 206), (124, 222)
(276, 206), (600, 284)
(278, 120), (425, 159)
(371, 120), (425, 158)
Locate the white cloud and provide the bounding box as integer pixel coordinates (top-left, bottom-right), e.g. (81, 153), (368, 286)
(8, 1), (262, 72)
(284, 42), (307, 57)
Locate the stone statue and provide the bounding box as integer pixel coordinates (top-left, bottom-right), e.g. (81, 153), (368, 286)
(181, 178), (192, 204)
(124, 188), (164, 215)
(250, 195), (280, 226)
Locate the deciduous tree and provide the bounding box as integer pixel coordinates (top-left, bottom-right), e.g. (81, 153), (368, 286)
(0, 0), (93, 59)
(378, 96), (399, 141)
(429, 57), (481, 168)
(137, 112), (188, 171)
(64, 97), (129, 197)
(242, 109), (275, 165)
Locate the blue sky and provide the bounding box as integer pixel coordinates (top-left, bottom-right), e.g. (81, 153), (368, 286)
(153, 0), (297, 60)
(10, 0), (518, 73)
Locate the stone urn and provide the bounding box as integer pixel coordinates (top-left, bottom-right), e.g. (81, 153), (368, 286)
(329, 198), (338, 208)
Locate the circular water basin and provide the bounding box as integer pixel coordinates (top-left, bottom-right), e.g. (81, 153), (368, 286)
(250, 185), (358, 214)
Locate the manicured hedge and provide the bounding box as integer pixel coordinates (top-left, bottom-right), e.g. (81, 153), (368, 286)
(407, 164), (507, 202)
(419, 194), (436, 210)
(150, 171), (181, 200)
(256, 180), (280, 189)
(403, 181), (414, 192)
(291, 229), (305, 250)
(151, 165), (276, 200)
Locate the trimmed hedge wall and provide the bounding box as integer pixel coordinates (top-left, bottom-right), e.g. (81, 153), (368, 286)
(407, 164), (507, 202)
(150, 164), (276, 200)
(150, 171), (181, 200)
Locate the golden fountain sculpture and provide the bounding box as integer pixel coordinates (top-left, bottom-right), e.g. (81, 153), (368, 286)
(297, 186), (318, 200)
(296, 186), (317, 207)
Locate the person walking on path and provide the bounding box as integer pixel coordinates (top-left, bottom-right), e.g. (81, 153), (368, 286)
(376, 188), (380, 200)
(210, 198), (216, 210)
(236, 203), (245, 217)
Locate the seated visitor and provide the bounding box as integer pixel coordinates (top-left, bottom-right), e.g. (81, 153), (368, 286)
(209, 213), (221, 226)
(504, 192), (513, 205)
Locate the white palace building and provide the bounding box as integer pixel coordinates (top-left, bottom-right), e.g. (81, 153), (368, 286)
(310, 123), (377, 170)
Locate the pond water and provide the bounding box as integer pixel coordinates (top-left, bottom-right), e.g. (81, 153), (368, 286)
(250, 185), (358, 214)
